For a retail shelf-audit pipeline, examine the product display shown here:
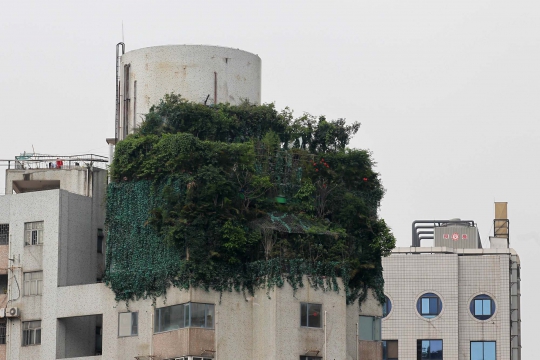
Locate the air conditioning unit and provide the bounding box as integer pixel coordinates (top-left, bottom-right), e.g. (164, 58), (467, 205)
(5, 307), (19, 318)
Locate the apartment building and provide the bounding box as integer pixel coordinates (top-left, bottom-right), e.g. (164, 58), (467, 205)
(382, 205), (521, 360)
(0, 154), (383, 359)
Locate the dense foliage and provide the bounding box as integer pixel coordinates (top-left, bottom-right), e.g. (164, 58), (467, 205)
(105, 94), (395, 306)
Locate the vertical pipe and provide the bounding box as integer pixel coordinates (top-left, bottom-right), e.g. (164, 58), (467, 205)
(356, 322), (359, 360)
(215, 310), (218, 360)
(133, 80), (137, 131)
(214, 72), (217, 105)
(115, 42), (125, 141)
(150, 311), (153, 356)
(324, 311), (327, 359)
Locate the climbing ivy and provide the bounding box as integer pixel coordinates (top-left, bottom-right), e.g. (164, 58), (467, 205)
(105, 94), (395, 306)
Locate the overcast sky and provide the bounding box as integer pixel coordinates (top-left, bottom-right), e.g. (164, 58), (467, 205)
(1, 0), (538, 356)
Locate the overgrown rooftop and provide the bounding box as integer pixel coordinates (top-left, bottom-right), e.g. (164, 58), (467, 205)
(105, 94), (395, 306)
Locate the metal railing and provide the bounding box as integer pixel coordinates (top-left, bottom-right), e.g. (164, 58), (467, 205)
(0, 154), (109, 171)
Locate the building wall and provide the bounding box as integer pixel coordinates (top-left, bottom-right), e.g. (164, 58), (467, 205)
(3, 188), (105, 360)
(383, 250), (514, 360)
(118, 45), (262, 139)
(458, 255), (510, 359)
(383, 253), (460, 359)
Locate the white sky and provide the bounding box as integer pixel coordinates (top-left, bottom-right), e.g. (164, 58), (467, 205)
(1, 0), (538, 356)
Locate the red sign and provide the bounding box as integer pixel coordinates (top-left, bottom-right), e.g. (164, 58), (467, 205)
(452, 233), (459, 241)
(443, 234), (449, 239)
(462, 234), (468, 240)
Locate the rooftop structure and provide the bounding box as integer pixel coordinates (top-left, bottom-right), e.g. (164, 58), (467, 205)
(113, 44), (262, 142)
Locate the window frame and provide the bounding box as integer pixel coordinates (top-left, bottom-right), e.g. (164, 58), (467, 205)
(118, 311), (138, 337)
(23, 271), (43, 296)
(417, 339), (443, 359)
(300, 302), (322, 328)
(359, 315), (381, 341)
(24, 221), (44, 246)
(154, 302), (215, 333)
(416, 293), (442, 319)
(470, 295), (495, 320)
(383, 295), (392, 318)
(0, 321), (5, 345)
(383, 340), (398, 360)
(97, 229), (104, 254)
(0, 224), (9, 245)
(22, 320), (41, 346)
(470, 341), (496, 360)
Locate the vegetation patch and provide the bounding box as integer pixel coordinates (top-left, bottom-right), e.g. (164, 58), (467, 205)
(105, 94), (395, 306)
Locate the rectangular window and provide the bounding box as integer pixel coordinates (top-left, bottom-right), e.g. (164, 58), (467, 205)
(154, 303), (214, 333)
(417, 340), (443, 359)
(359, 316), (381, 341)
(383, 340), (399, 360)
(97, 229), (104, 253)
(300, 303), (322, 328)
(23, 272), (43, 296)
(118, 312), (138, 337)
(0, 224), (8, 245)
(0, 274), (7, 295)
(471, 341), (496, 360)
(22, 320), (41, 346)
(300, 357), (322, 360)
(24, 222), (43, 245)
(474, 299), (492, 316)
(0, 321), (5, 345)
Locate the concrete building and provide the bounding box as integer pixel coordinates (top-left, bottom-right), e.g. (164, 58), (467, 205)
(0, 155), (384, 359)
(381, 205), (521, 360)
(114, 45), (262, 141)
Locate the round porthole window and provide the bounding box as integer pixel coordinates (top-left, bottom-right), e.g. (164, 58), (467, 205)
(470, 294), (496, 320)
(416, 292), (442, 319)
(383, 296), (392, 318)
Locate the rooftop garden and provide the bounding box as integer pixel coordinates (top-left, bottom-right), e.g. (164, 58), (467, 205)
(104, 94), (395, 306)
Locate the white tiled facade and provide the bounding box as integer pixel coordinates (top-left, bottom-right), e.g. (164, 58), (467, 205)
(382, 246), (520, 360)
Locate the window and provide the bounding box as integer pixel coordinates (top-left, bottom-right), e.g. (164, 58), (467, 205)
(471, 342), (495, 360)
(300, 303), (322, 328)
(417, 340), (442, 359)
(470, 295), (495, 320)
(383, 295), (392, 318)
(23, 272), (43, 296)
(154, 303), (214, 333)
(0, 224), (8, 245)
(359, 316), (381, 341)
(383, 340), (398, 360)
(0, 275), (7, 294)
(416, 293), (442, 319)
(24, 222), (43, 245)
(22, 320), (41, 346)
(97, 229), (104, 253)
(118, 312), (138, 337)
(300, 357), (322, 360)
(0, 321), (5, 345)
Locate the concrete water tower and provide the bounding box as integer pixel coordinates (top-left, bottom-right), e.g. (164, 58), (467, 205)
(113, 44), (262, 141)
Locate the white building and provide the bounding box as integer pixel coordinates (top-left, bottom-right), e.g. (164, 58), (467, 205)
(0, 155), (383, 359)
(381, 205), (521, 360)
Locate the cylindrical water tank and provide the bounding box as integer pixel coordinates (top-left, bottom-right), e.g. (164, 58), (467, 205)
(117, 45), (262, 140)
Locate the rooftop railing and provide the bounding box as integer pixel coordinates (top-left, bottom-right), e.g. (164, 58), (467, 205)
(0, 154), (109, 171)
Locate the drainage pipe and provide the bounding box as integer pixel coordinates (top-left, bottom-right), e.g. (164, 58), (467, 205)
(324, 311), (327, 359)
